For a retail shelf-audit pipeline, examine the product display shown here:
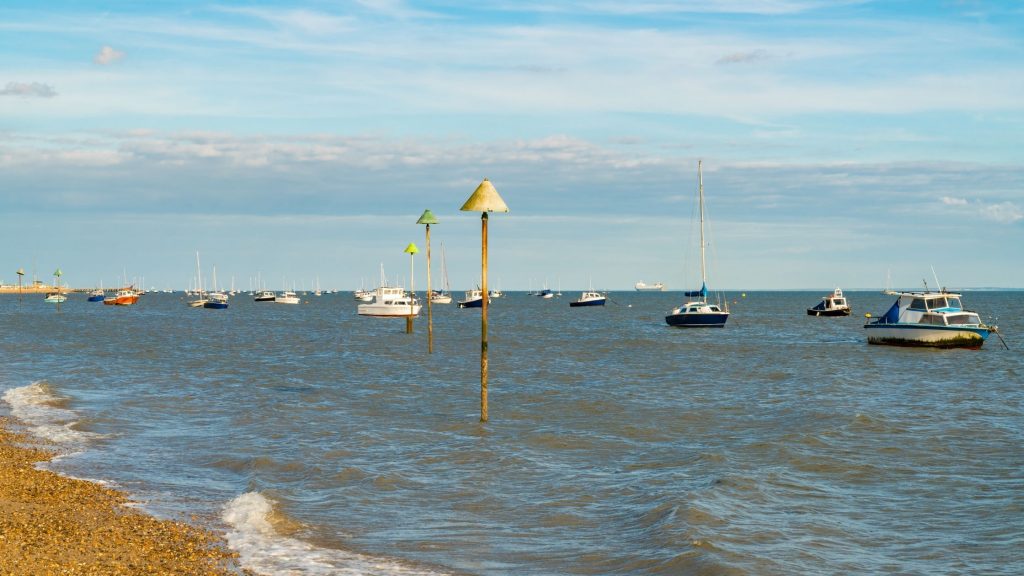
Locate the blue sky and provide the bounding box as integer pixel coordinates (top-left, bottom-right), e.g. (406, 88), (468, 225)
(2, 0), (1022, 291)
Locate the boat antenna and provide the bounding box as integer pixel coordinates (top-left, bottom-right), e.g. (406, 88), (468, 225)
(931, 266), (944, 293)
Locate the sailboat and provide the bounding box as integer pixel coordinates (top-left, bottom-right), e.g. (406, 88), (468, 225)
(188, 252), (209, 308)
(666, 160), (729, 328)
(431, 243), (453, 304)
(204, 264), (229, 309)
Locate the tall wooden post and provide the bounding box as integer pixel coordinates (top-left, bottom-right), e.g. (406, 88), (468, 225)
(481, 213), (490, 421)
(417, 209), (439, 354)
(16, 268), (24, 304)
(403, 242), (419, 334)
(460, 179), (507, 423)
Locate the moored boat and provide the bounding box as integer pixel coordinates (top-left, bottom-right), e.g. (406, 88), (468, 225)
(458, 289), (488, 309)
(807, 288), (851, 316)
(358, 286), (421, 317)
(87, 288), (105, 302)
(569, 291), (606, 307)
(204, 291), (229, 309)
(43, 292), (67, 303)
(864, 288), (993, 348)
(254, 290), (276, 302)
(104, 287), (140, 306)
(275, 291), (300, 304)
(666, 161), (729, 328)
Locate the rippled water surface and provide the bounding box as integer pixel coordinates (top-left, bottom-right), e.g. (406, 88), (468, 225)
(2, 290), (1022, 575)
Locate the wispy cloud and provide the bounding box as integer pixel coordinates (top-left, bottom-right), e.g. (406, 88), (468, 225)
(94, 45), (125, 65)
(0, 81), (57, 98)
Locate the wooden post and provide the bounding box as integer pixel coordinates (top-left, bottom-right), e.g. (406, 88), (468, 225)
(425, 223), (433, 353)
(480, 212), (489, 423)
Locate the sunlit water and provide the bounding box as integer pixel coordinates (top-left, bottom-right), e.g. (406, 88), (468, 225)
(2, 290), (1021, 575)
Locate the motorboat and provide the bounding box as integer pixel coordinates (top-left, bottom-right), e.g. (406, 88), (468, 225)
(275, 291), (300, 304)
(204, 291), (229, 309)
(458, 289), (488, 309)
(87, 289), (105, 302)
(358, 286), (421, 317)
(807, 288), (851, 316)
(570, 291), (607, 307)
(43, 292), (66, 303)
(254, 290), (276, 302)
(104, 288), (140, 306)
(864, 288), (994, 348)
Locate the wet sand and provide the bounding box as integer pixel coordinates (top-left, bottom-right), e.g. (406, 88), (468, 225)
(0, 416), (246, 575)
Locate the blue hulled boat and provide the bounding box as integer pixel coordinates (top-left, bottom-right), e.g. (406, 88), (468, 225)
(864, 288), (993, 348)
(666, 161), (729, 328)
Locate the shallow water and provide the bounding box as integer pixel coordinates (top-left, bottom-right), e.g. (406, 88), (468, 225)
(2, 290), (1022, 575)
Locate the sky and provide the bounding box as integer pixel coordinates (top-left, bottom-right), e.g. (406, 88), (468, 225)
(2, 0), (1022, 292)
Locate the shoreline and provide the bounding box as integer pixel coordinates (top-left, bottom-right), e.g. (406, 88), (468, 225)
(0, 416), (247, 575)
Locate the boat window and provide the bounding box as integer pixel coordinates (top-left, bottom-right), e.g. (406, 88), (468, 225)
(919, 314), (946, 325)
(834, 299), (845, 306)
(947, 297), (962, 309)
(910, 298), (927, 310)
(709, 306), (721, 312)
(927, 297), (947, 310)
(946, 313), (979, 325)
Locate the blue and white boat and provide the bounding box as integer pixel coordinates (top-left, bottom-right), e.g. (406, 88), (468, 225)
(864, 288), (994, 348)
(666, 160), (729, 328)
(569, 291), (606, 307)
(458, 288), (487, 309)
(87, 288), (106, 302)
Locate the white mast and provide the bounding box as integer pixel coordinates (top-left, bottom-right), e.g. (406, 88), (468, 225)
(698, 159), (707, 297)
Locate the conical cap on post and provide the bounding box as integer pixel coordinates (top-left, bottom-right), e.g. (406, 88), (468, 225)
(416, 209), (439, 225)
(16, 268), (25, 276)
(460, 179), (509, 213)
(404, 242), (420, 254)
(54, 268), (63, 277)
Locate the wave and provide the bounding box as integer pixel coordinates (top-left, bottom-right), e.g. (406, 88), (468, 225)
(1, 381), (99, 446)
(222, 491), (451, 576)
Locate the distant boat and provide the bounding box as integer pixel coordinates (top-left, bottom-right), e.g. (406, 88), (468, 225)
(569, 291), (606, 307)
(87, 288), (105, 302)
(431, 244), (453, 304)
(275, 291), (300, 304)
(43, 292), (66, 303)
(807, 288), (851, 316)
(204, 265), (229, 309)
(666, 161), (729, 328)
(104, 287), (140, 306)
(188, 252), (208, 308)
(635, 281), (665, 292)
(864, 286), (994, 348)
(358, 286), (421, 317)
(254, 290), (276, 302)
(458, 288), (488, 309)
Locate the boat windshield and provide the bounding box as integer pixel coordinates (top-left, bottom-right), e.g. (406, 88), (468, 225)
(946, 313), (980, 325)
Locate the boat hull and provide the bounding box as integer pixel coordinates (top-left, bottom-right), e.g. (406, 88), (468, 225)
(430, 296), (453, 304)
(864, 324), (989, 348)
(357, 304), (422, 317)
(570, 299), (606, 307)
(203, 301), (229, 309)
(87, 295), (105, 302)
(458, 299), (483, 308)
(665, 312), (729, 327)
(807, 308), (850, 317)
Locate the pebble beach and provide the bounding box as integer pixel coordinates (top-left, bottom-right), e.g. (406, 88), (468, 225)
(0, 416), (244, 575)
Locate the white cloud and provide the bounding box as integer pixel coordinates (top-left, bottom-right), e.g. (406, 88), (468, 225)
(942, 196), (968, 205)
(94, 45), (125, 65)
(0, 81), (57, 98)
(979, 201), (1023, 223)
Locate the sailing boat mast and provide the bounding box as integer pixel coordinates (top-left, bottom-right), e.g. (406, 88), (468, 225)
(698, 159), (707, 296)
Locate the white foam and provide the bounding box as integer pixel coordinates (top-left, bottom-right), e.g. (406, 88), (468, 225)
(1, 381), (97, 445)
(223, 491), (450, 576)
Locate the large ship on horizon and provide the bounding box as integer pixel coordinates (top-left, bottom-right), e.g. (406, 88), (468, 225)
(634, 281), (665, 292)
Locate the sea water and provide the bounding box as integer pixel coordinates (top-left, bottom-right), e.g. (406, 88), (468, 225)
(2, 290), (1021, 575)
